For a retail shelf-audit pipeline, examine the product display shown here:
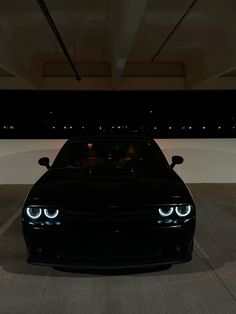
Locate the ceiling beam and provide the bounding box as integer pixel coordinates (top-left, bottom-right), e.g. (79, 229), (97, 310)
(182, 1), (236, 88)
(0, 40), (31, 82)
(109, 0), (148, 88)
(186, 37), (236, 88)
(0, 22), (39, 88)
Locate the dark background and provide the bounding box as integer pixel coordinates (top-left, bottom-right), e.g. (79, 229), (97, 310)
(0, 90), (235, 138)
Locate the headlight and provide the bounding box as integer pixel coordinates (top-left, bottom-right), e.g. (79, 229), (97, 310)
(158, 206), (174, 217)
(26, 207), (42, 219)
(175, 205), (192, 217)
(44, 208), (59, 219)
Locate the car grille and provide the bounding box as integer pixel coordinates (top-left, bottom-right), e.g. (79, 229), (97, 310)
(63, 204), (156, 222)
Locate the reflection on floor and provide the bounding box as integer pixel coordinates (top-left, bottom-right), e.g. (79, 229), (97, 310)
(0, 184), (236, 313)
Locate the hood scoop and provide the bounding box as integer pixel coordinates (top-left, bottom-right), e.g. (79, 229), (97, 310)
(89, 176), (135, 188)
(89, 181), (127, 188)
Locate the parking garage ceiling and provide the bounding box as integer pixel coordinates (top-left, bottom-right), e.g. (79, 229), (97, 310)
(0, 0), (236, 89)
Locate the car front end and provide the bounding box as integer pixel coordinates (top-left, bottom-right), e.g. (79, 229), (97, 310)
(22, 136), (196, 270)
(22, 200), (195, 269)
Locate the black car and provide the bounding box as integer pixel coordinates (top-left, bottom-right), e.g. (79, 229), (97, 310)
(22, 135), (196, 269)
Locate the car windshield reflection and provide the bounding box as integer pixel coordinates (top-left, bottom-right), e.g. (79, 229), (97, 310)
(52, 140), (169, 176)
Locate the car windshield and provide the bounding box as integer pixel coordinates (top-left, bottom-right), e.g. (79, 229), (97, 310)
(52, 140), (169, 175)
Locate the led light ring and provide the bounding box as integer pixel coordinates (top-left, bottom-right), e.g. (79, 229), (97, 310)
(44, 209), (59, 219)
(26, 207), (42, 219)
(158, 207), (174, 217)
(175, 205), (192, 217)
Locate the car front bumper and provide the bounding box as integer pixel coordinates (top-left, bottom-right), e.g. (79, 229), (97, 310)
(23, 219), (195, 269)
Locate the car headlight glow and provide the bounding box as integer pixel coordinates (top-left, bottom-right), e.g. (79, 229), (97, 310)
(44, 208), (59, 219)
(175, 205), (192, 217)
(26, 207), (42, 219)
(158, 206), (174, 217)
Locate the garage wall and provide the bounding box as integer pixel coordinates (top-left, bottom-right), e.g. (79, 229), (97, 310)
(157, 139), (236, 183)
(0, 139), (235, 184)
(0, 140), (66, 184)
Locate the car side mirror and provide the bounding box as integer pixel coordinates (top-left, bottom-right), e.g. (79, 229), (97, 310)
(38, 157), (51, 170)
(170, 155), (184, 169)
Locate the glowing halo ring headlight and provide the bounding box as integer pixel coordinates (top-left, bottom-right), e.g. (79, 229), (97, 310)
(175, 205), (192, 217)
(26, 207), (42, 219)
(158, 206), (174, 217)
(44, 208), (59, 219)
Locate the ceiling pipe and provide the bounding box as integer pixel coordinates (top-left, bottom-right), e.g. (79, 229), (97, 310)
(150, 0), (199, 63)
(36, 0), (81, 81)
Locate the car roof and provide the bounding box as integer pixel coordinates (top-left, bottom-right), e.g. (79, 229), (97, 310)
(67, 134), (154, 143)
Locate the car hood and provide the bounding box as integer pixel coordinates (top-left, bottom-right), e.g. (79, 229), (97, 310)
(27, 168), (192, 206)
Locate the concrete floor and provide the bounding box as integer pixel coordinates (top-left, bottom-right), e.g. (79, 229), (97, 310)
(0, 184), (236, 314)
